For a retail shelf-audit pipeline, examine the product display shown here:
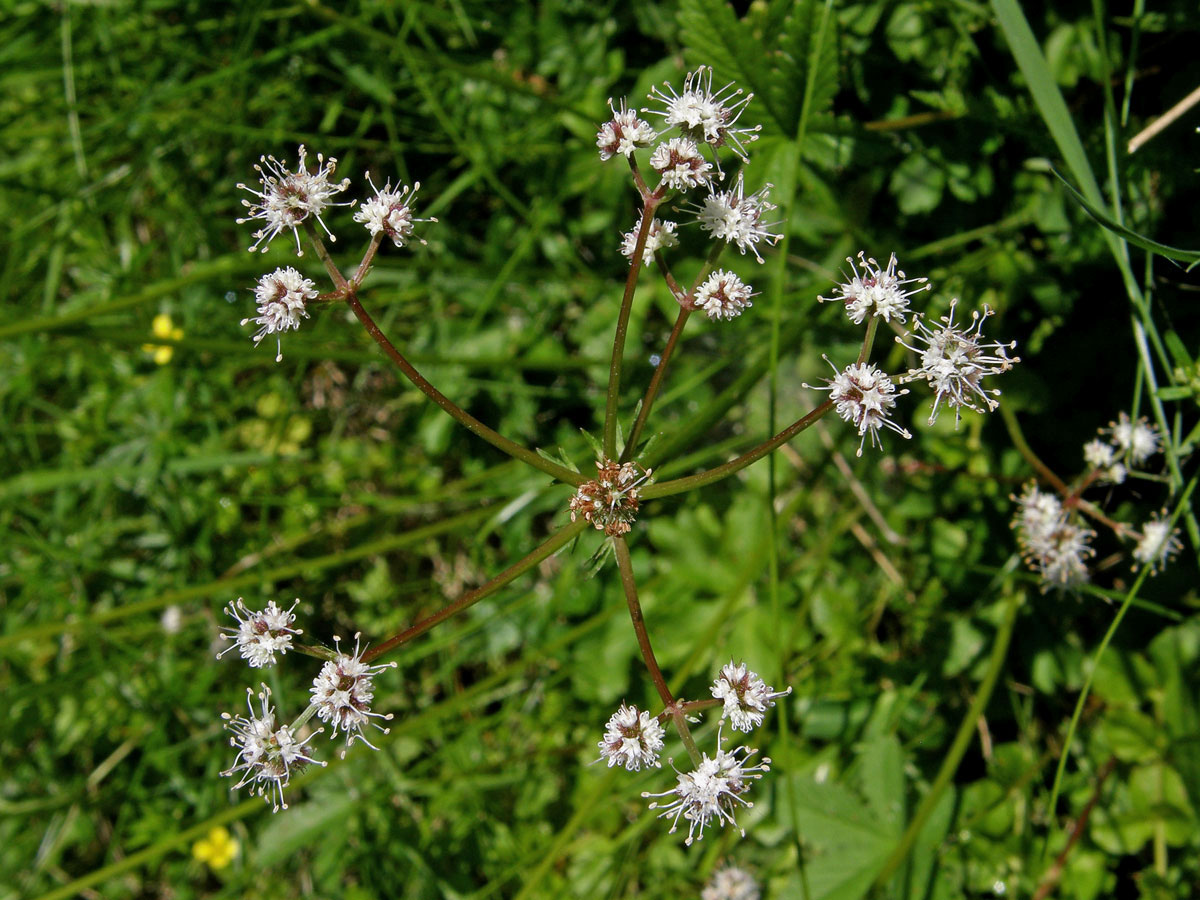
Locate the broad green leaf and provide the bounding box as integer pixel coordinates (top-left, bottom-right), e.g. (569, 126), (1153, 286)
(677, 0), (837, 138)
(858, 735), (905, 834)
(787, 775), (894, 900)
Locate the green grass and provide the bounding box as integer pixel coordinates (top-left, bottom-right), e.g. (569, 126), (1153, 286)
(3, 2), (1200, 899)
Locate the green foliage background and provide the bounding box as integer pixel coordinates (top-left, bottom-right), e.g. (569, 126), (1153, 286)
(3, 1), (1199, 898)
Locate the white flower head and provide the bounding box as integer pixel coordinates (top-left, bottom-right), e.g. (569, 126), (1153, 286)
(806, 359), (911, 456)
(1107, 412), (1162, 466)
(1012, 483), (1063, 558)
(694, 270), (756, 321)
(1011, 484), (1095, 591)
(620, 216), (679, 266)
(703, 865), (761, 900)
(353, 174), (436, 248)
(217, 598), (303, 668)
(645, 67), (761, 168)
(160, 605), (183, 635)
(242, 266), (318, 362)
(598, 703), (665, 771)
(310, 633), (397, 755)
(221, 684), (323, 811)
(711, 661), (791, 733)
(649, 137), (714, 192)
(1133, 513), (1182, 575)
(596, 97), (657, 160)
(692, 172), (781, 263)
(897, 300), (1019, 427)
(1083, 439), (1126, 484)
(1083, 438), (1116, 469)
(237, 145), (353, 255)
(820, 252), (929, 324)
(642, 726), (770, 846)
(1038, 521), (1096, 588)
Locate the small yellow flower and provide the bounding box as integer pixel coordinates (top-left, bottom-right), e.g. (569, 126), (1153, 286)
(192, 825), (239, 870)
(143, 313), (184, 365)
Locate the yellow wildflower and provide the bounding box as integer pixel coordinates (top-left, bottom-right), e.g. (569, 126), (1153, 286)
(143, 313), (183, 365)
(192, 825), (239, 870)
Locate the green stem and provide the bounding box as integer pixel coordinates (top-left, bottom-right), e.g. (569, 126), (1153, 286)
(603, 193), (662, 458)
(352, 231), (384, 288)
(362, 518), (587, 662)
(304, 224), (349, 292)
(344, 292), (584, 485)
(671, 708), (703, 769)
(641, 401), (834, 500)
(613, 536), (675, 709)
(856, 317), (880, 366)
(621, 307), (691, 463)
(1040, 473), (1199, 863)
(622, 241), (725, 463)
(873, 588), (1023, 889)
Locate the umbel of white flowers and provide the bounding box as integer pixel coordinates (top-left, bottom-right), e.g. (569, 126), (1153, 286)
(599, 662), (787, 846)
(216, 601), (396, 809)
(233, 149), (435, 362)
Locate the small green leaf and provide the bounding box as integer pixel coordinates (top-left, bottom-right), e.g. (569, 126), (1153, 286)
(1052, 169), (1200, 265)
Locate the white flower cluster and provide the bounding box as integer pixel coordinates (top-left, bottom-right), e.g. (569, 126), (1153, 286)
(598, 703), (666, 771)
(643, 730), (771, 846)
(353, 174), (436, 248)
(237, 145), (352, 255)
(703, 865), (761, 900)
(310, 633), (397, 754)
(807, 360), (911, 457)
(234, 147), (435, 362)
(242, 267), (318, 362)
(645, 66), (760, 166)
(1133, 512), (1183, 575)
(221, 685), (323, 812)
(1012, 484), (1096, 590)
(898, 300), (1019, 427)
(820, 251), (929, 323)
(217, 601), (396, 809)
(1082, 412), (1162, 484)
(597, 68), (780, 316)
(710, 661), (792, 732)
(596, 98), (657, 160)
(217, 597), (302, 668)
(694, 270), (756, 321)
(620, 216), (679, 266)
(599, 662), (787, 846)
(809, 254), (1020, 455)
(1013, 411), (1181, 586)
(693, 172), (781, 264)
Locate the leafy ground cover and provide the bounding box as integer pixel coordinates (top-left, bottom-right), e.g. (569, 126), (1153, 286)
(3, 1), (1199, 898)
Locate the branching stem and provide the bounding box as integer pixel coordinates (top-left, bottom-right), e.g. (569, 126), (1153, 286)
(642, 401), (834, 500)
(345, 292), (584, 485)
(613, 536), (674, 709)
(362, 519), (587, 663)
(604, 189), (664, 457)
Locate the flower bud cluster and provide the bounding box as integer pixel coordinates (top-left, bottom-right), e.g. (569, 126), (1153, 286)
(600, 662), (787, 847)
(216, 600), (395, 809)
(568, 459), (652, 537)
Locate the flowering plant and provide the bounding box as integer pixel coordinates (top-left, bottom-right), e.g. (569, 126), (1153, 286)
(215, 67), (1024, 849)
